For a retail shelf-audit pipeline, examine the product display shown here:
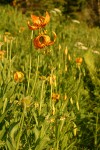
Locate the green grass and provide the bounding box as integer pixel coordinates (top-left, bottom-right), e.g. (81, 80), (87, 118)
(0, 5), (100, 150)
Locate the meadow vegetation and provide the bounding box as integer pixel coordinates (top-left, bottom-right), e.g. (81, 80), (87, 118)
(0, 5), (100, 150)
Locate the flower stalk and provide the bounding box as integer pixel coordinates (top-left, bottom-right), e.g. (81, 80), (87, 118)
(16, 107), (25, 150)
(31, 54), (39, 96)
(27, 30), (33, 94)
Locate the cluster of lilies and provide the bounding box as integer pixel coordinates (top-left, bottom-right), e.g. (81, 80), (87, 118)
(28, 11), (56, 49)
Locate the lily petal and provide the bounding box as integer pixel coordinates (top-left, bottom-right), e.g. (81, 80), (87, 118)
(27, 21), (39, 30)
(31, 15), (44, 26)
(43, 11), (50, 25)
(33, 32), (56, 49)
(45, 32), (56, 46)
(34, 35), (45, 49)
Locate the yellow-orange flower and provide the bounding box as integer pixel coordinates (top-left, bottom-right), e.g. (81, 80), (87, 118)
(52, 93), (60, 102)
(14, 71), (24, 82)
(0, 50), (6, 60)
(28, 11), (50, 30)
(47, 74), (56, 87)
(76, 57), (83, 64)
(34, 32), (56, 49)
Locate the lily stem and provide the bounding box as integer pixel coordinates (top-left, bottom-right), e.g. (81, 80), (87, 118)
(27, 31), (33, 94)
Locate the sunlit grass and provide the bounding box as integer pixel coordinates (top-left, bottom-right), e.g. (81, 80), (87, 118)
(0, 5), (100, 150)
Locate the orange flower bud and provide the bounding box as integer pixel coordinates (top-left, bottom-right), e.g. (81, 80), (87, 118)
(49, 75), (56, 86)
(76, 57), (83, 64)
(0, 50), (6, 60)
(64, 46), (68, 55)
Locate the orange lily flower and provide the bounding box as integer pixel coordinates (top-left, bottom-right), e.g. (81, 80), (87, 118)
(28, 11), (50, 30)
(34, 32), (57, 49)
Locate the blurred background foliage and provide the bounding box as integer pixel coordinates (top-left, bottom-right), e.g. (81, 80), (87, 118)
(0, 0), (100, 26)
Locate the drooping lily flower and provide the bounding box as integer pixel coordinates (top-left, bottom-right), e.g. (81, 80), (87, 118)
(28, 11), (50, 30)
(33, 32), (56, 49)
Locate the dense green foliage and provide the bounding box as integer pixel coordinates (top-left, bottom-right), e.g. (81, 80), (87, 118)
(0, 5), (100, 150)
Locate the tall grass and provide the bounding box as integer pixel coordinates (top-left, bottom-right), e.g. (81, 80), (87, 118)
(0, 5), (100, 150)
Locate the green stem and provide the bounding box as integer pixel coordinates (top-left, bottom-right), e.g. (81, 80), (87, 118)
(39, 80), (45, 115)
(50, 69), (53, 107)
(9, 40), (12, 68)
(31, 54), (39, 96)
(95, 113), (98, 146)
(16, 107), (25, 150)
(7, 41), (9, 59)
(8, 39), (12, 81)
(56, 118), (59, 150)
(56, 141), (59, 150)
(27, 31), (33, 94)
(27, 53), (31, 94)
